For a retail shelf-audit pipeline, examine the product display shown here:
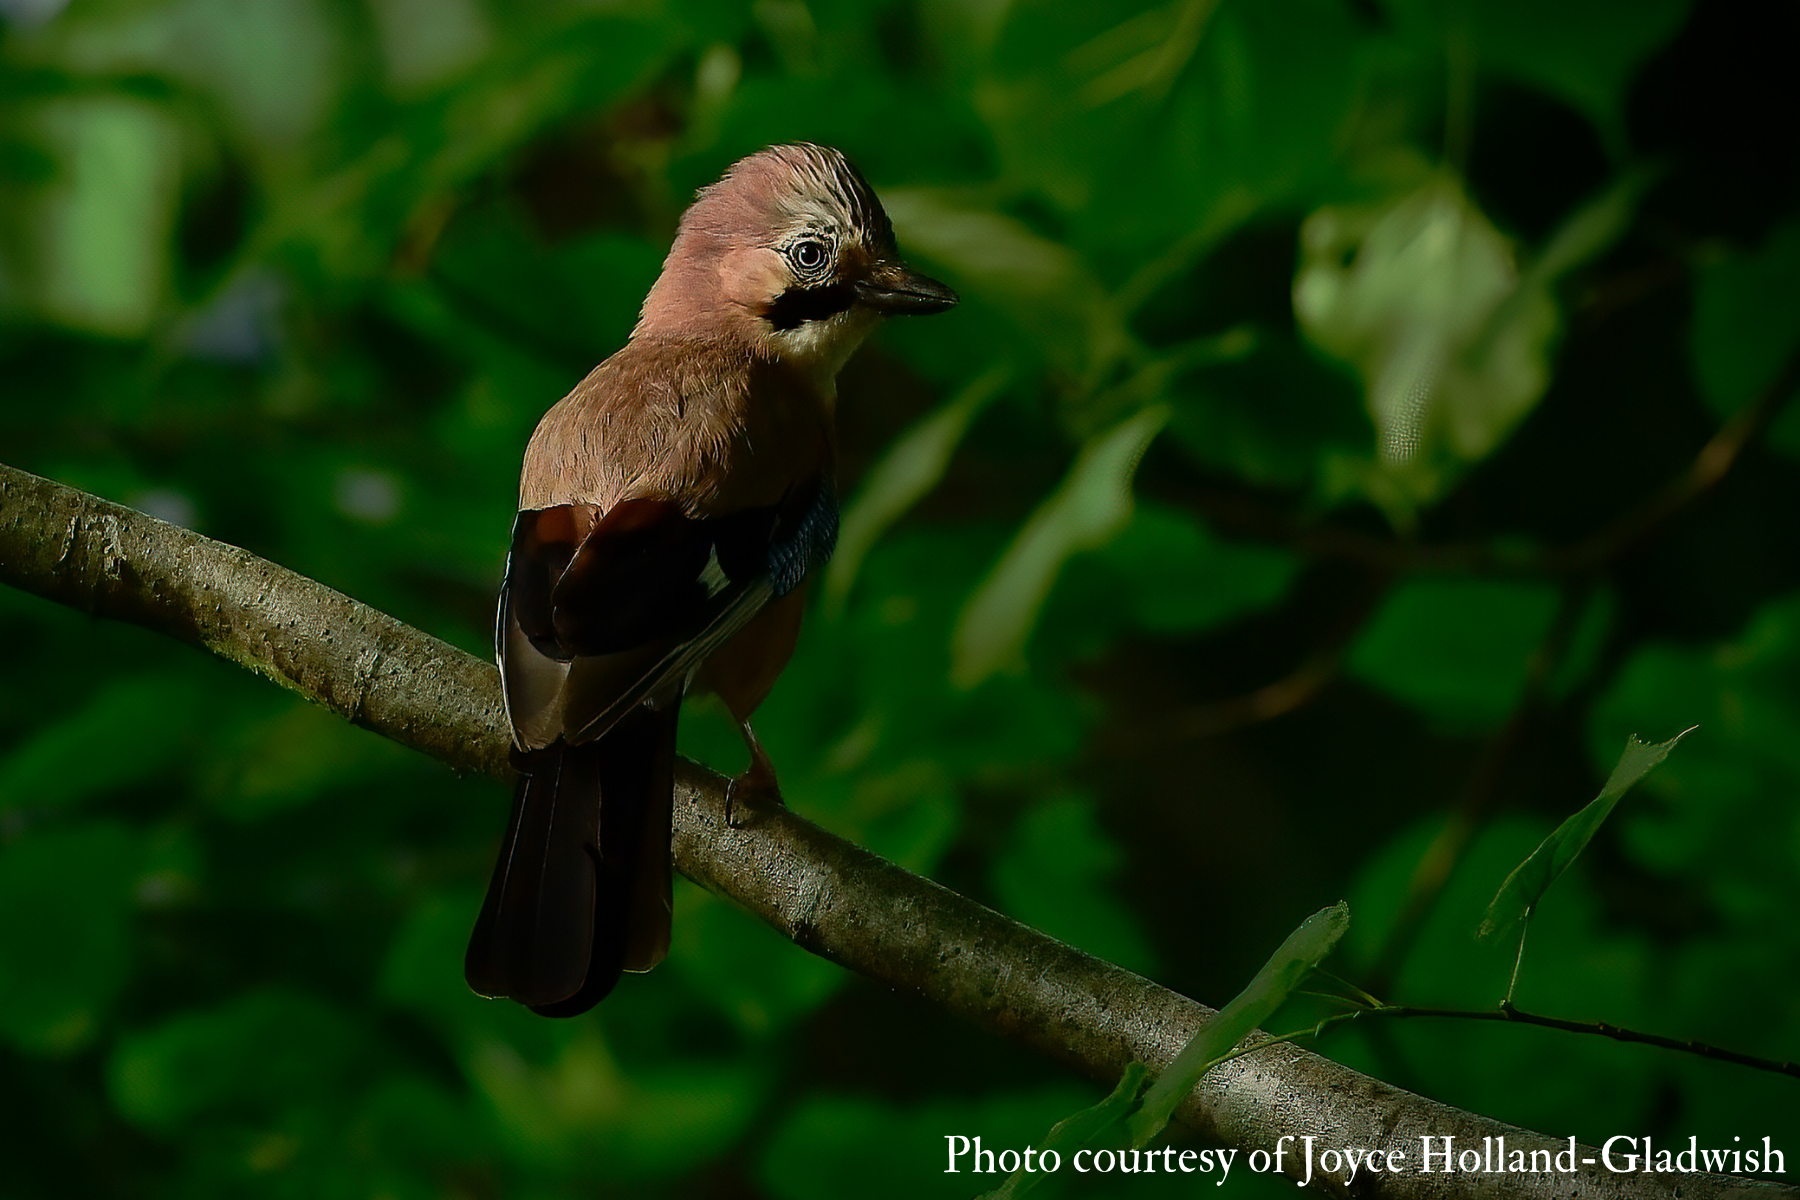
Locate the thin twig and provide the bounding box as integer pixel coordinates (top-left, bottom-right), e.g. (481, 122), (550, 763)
(1545, 341), (1800, 572)
(1311, 967), (1386, 1010)
(1364, 582), (1595, 995)
(1381, 1003), (1800, 1082)
(1234, 994), (1800, 1084)
(1505, 915), (1530, 1006)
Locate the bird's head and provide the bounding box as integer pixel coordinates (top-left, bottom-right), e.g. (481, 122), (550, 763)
(635, 144), (957, 383)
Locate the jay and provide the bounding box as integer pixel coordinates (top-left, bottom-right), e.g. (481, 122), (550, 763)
(464, 144), (957, 1015)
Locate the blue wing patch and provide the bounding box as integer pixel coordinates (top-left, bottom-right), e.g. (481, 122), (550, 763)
(769, 476), (838, 597)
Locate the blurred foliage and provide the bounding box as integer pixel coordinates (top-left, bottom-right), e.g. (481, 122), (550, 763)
(2, 0), (1797, 1196)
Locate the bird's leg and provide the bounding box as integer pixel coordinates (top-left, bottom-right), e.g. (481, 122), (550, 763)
(725, 716), (784, 828)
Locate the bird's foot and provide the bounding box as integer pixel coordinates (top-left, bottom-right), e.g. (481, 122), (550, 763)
(724, 760), (784, 829)
(724, 718), (786, 828)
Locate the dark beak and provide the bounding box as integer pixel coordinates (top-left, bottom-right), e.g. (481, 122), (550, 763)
(855, 261), (958, 316)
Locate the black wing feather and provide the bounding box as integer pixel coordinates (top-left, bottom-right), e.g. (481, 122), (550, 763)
(470, 475), (838, 1015)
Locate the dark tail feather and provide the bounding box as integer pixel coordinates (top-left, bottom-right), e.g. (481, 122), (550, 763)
(464, 701), (680, 1016)
(529, 701), (678, 1017)
(618, 703), (676, 975)
(464, 741), (602, 1008)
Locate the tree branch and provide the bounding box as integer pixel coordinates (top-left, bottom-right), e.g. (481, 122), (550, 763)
(1, 461), (1790, 1200)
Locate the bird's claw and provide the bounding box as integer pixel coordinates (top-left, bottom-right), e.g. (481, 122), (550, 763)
(724, 766), (784, 829)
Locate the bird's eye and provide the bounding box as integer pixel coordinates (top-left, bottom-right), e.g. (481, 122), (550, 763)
(789, 238), (830, 275)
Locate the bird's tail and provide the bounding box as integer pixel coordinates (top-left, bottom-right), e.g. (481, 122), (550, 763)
(464, 701), (678, 1016)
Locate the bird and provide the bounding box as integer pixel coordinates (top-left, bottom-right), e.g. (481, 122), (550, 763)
(464, 144), (958, 1016)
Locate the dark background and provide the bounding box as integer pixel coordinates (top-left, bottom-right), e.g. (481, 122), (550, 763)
(2, 0), (1796, 1195)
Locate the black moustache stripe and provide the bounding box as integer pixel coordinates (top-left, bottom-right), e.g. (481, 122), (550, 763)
(763, 281), (858, 330)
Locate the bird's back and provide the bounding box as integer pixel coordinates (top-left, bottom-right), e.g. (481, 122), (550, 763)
(519, 334), (835, 519)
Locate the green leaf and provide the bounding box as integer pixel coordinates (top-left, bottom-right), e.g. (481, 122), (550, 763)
(1692, 218), (1800, 457)
(1592, 591), (1800, 886)
(378, 893), (484, 1026)
(464, 1024), (764, 1177)
(1393, 0), (1690, 148)
(1479, 730), (1694, 941)
(1162, 336), (1370, 494)
(203, 695), (417, 821)
(1125, 902), (1349, 1145)
(51, 0), (349, 145)
(824, 364), (1011, 615)
(669, 894), (847, 1036)
(424, 214), (663, 360)
(763, 1088), (1091, 1200)
(1079, 499), (1298, 637)
(952, 405), (1169, 687)
(1292, 167), (1645, 521)
(1522, 167), (1660, 287)
(0, 674), (205, 813)
(1347, 578), (1562, 728)
(20, 96), (182, 337)
(109, 989), (371, 1134)
(982, 0), (1366, 264)
(1344, 815), (1662, 1123)
(367, 0), (491, 93)
(979, 1064), (1150, 1200)
(991, 795), (1158, 974)
(1295, 174), (1558, 516)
